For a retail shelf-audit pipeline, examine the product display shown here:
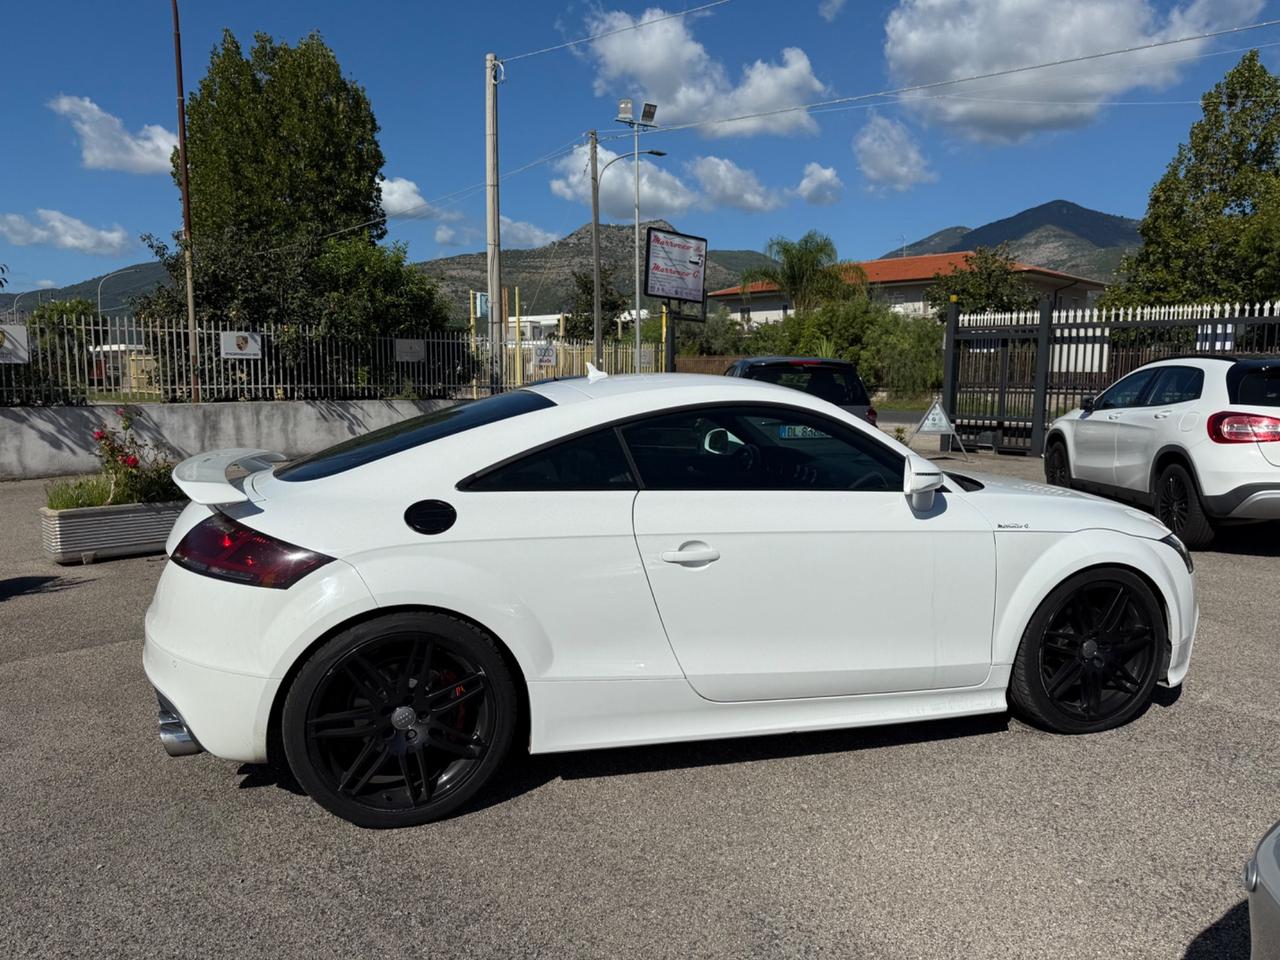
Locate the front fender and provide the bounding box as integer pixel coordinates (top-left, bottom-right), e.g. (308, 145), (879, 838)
(991, 530), (1192, 668)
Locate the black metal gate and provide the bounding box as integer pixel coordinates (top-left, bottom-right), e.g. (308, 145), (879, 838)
(941, 301), (1280, 455)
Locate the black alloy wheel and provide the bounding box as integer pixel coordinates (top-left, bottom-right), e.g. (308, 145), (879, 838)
(1010, 569), (1165, 734)
(283, 612), (516, 828)
(1154, 462), (1214, 547)
(1044, 442), (1071, 488)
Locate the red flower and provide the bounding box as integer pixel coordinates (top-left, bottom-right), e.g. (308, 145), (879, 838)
(114, 407), (126, 416)
(124, 455), (139, 468)
(92, 429), (105, 441)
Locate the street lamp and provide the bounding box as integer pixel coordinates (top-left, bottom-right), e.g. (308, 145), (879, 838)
(592, 143), (667, 367)
(98, 267), (139, 318)
(11, 290), (29, 319)
(616, 98), (659, 365)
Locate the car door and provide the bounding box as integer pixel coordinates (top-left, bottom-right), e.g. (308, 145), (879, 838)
(1113, 365), (1205, 493)
(1073, 369), (1158, 486)
(623, 403), (996, 702)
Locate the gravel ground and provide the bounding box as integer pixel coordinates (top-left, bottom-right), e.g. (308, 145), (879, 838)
(1, 451), (1277, 960)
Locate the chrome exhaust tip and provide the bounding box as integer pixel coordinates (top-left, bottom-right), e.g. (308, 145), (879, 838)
(157, 693), (203, 757)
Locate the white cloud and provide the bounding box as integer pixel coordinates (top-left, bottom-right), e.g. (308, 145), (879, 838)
(47, 95), (175, 174)
(818, 0), (847, 21)
(500, 215), (559, 248)
(884, 0), (1266, 142)
(585, 7), (825, 137)
(794, 162), (843, 205)
(0, 209), (131, 256)
(434, 224), (459, 246)
(379, 176), (463, 221)
(854, 116), (937, 192)
(35, 279), (57, 289)
(550, 143), (698, 218)
(689, 156), (783, 212)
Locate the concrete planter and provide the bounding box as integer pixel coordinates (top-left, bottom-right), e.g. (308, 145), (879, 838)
(40, 500), (186, 565)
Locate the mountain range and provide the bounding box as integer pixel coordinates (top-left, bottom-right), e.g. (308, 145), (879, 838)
(0, 199), (1143, 317)
(882, 200), (1141, 281)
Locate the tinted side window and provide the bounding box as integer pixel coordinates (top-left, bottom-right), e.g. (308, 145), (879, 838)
(465, 428), (635, 491)
(620, 405), (902, 491)
(278, 391), (554, 482)
(1147, 366), (1204, 405)
(1233, 368), (1280, 407)
(1096, 370), (1156, 410)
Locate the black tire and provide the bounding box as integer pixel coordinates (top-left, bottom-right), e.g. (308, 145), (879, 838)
(1153, 462), (1214, 548)
(1009, 568), (1165, 734)
(1044, 441), (1071, 488)
(282, 611), (517, 828)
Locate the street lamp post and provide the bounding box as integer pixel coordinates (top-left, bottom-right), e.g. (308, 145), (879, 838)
(98, 267), (139, 318)
(591, 134), (667, 369)
(11, 291), (29, 319)
(616, 99), (658, 367)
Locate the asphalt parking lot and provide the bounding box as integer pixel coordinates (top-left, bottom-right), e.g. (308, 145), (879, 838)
(2, 449), (1278, 960)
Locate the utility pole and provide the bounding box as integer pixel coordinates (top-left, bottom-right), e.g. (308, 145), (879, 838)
(589, 130), (603, 368)
(484, 53), (503, 382)
(171, 0), (199, 402)
(898, 234), (908, 258)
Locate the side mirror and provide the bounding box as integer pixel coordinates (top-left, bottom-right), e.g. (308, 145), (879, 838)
(704, 427), (731, 455)
(1081, 396), (1095, 413)
(904, 454), (944, 512)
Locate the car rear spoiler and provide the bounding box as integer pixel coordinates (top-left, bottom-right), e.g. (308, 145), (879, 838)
(172, 448), (287, 505)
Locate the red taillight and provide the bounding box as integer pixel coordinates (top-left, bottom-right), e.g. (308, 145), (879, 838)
(866, 406), (878, 426)
(1207, 411), (1280, 443)
(171, 513), (333, 589)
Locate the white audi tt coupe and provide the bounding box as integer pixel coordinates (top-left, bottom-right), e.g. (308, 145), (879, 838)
(145, 373), (1197, 827)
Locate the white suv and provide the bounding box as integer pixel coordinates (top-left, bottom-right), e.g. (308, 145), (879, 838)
(1045, 356), (1280, 546)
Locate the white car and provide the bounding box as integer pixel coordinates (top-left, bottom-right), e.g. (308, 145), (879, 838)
(146, 373), (1197, 828)
(1044, 356), (1280, 546)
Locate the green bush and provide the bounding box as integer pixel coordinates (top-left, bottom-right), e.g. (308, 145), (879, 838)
(45, 475), (116, 510)
(44, 409), (182, 509)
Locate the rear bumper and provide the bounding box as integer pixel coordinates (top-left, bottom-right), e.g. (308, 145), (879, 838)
(143, 635), (279, 764)
(1203, 482), (1280, 520)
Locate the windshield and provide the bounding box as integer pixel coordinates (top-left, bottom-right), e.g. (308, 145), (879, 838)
(746, 364), (871, 406)
(276, 390), (555, 482)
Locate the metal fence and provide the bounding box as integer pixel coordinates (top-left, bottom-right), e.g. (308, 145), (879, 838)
(942, 300), (1280, 454)
(0, 315), (665, 405)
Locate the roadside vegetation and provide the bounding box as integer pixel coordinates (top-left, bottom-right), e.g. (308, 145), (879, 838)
(44, 410), (180, 509)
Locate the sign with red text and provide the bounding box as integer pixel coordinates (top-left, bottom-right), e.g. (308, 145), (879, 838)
(644, 227), (707, 305)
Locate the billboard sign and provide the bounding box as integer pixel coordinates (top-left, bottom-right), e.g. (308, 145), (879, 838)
(644, 227), (707, 305)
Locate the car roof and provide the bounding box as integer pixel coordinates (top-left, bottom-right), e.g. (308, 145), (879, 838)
(525, 371), (784, 405)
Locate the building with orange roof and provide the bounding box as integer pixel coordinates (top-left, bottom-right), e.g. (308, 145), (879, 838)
(707, 252), (1106, 324)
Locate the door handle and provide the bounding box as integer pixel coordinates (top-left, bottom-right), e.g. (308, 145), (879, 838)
(660, 544), (720, 565)
(1153, 410), (1172, 419)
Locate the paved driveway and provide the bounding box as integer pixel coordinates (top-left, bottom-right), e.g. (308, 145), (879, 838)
(2, 453), (1277, 959)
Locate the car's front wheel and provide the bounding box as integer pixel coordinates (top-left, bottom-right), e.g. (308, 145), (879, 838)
(1044, 440), (1071, 488)
(1009, 568), (1165, 734)
(282, 611), (517, 828)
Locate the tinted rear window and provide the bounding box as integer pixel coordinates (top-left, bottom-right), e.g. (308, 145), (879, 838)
(744, 364), (870, 406)
(276, 390), (555, 482)
(1231, 364), (1280, 407)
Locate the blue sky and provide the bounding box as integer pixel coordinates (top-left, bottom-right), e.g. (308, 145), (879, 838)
(2, 0), (1279, 293)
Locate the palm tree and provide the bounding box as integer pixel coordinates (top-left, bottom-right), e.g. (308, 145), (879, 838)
(738, 231), (864, 314)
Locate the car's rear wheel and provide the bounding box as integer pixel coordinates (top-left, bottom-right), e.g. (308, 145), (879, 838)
(1154, 462), (1214, 548)
(1044, 441), (1071, 488)
(283, 611), (517, 828)
(1009, 569), (1164, 734)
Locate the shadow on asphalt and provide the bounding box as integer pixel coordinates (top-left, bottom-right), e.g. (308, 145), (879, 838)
(1184, 899), (1249, 959)
(466, 713), (1012, 818)
(1208, 522), (1280, 558)
(0, 574), (88, 601)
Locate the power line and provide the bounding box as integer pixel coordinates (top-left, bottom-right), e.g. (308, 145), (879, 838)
(623, 16), (1280, 138)
(501, 0), (731, 63)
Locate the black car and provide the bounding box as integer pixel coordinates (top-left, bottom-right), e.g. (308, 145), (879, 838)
(724, 357), (877, 424)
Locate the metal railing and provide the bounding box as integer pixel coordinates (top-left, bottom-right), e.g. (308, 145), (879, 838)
(0, 315), (665, 405)
(943, 300), (1280, 453)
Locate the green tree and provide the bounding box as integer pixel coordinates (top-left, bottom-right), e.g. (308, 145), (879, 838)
(562, 266), (629, 340)
(924, 245), (1038, 316)
(738, 231), (862, 313)
(1109, 51), (1280, 304)
(136, 31), (450, 335)
(744, 292), (893, 363)
(639, 303), (747, 355)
